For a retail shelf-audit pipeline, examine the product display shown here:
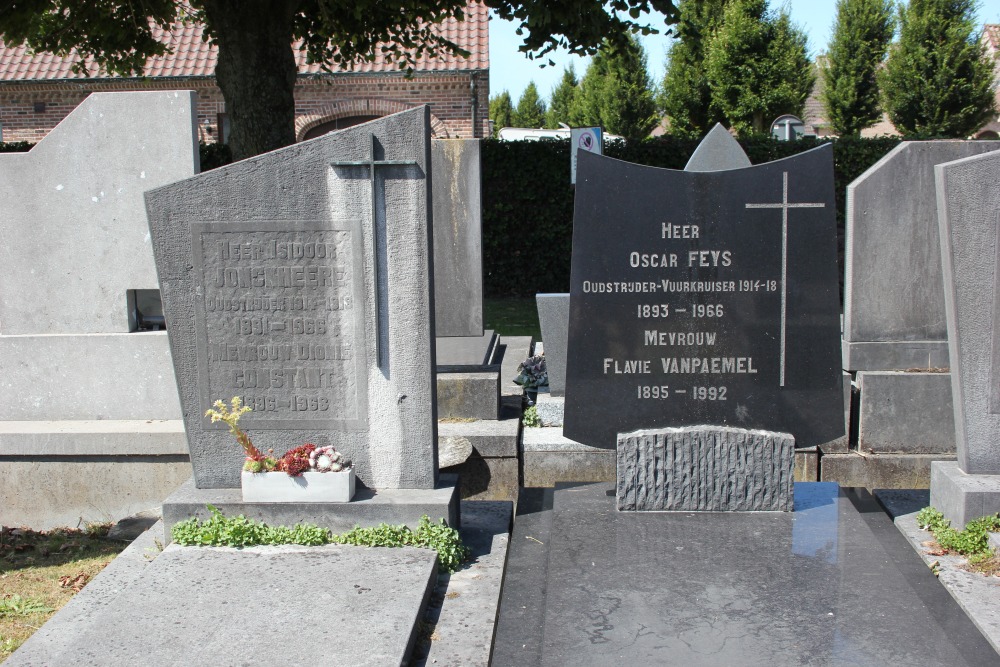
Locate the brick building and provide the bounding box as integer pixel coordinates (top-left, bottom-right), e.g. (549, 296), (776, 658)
(0, 3), (489, 144)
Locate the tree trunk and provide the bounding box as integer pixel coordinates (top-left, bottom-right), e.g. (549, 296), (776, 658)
(202, 0), (299, 160)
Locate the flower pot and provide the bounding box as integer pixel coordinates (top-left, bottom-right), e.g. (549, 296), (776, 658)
(241, 469), (355, 503)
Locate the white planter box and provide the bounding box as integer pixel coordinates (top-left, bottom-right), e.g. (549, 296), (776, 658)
(241, 469), (355, 503)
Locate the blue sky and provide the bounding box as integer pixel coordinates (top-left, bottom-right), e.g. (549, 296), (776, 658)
(488, 0), (1000, 103)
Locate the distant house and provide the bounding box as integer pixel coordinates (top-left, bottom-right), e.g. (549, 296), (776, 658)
(804, 24), (1000, 139)
(0, 3), (489, 144)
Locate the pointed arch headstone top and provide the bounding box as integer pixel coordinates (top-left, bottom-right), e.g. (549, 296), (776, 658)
(683, 123), (751, 172)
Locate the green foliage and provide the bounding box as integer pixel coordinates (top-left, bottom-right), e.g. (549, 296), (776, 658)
(0, 595), (53, 618)
(705, 0), (814, 135)
(660, 0), (731, 138)
(546, 65), (579, 129)
(0, 1), (681, 159)
(170, 505), (331, 548)
(513, 82), (547, 129)
(489, 91), (515, 136)
(481, 134), (901, 298)
(170, 507), (469, 573)
(522, 405), (541, 427)
(822, 0), (895, 136)
(573, 34), (659, 138)
(879, 0), (997, 138)
(0, 142), (33, 153)
(332, 516), (469, 573)
(199, 142), (233, 171)
(917, 506), (1000, 557)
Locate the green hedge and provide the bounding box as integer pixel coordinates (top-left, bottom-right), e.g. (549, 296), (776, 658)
(482, 135), (902, 298)
(0, 135), (904, 300)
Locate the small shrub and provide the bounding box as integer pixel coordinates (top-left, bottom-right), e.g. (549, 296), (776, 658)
(522, 405), (540, 428)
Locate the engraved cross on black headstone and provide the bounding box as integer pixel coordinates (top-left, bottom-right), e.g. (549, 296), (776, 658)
(745, 171), (825, 387)
(331, 133), (418, 369)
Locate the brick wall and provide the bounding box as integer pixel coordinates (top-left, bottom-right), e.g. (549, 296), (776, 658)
(0, 70), (489, 144)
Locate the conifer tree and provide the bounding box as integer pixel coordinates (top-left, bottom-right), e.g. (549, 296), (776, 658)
(489, 91), (514, 137)
(660, 0), (731, 137)
(513, 82), (547, 128)
(573, 34), (659, 138)
(879, 0), (996, 137)
(705, 0), (814, 135)
(822, 0), (895, 136)
(546, 65), (579, 128)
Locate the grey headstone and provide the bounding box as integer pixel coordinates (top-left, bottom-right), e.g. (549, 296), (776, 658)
(536, 293), (569, 396)
(935, 149), (1000, 475)
(145, 107), (438, 490)
(843, 141), (1000, 371)
(683, 123), (752, 172)
(432, 139), (484, 338)
(616, 426), (794, 511)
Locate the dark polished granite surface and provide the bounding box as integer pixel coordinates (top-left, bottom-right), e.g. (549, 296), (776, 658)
(492, 482), (999, 666)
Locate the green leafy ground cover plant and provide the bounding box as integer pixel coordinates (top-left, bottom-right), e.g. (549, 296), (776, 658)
(522, 405), (541, 428)
(916, 507), (1000, 572)
(0, 523), (125, 661)
(171, 508), (469, 573)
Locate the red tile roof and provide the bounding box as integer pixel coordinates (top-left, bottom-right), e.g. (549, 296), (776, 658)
(0, 2), (488, 81)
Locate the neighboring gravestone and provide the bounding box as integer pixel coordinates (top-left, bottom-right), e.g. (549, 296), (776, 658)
(432, 139), (484, 338)
(931, 149), (1000, 525)
(835, 141), (998, 486)
(536, 293), (569, 396)
(146, 108), (440, 492)
(564, 146), (843, 450)
(0, 91), (196, 529)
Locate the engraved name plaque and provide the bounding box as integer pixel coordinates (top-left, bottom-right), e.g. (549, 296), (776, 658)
(191, 221), (367, 430)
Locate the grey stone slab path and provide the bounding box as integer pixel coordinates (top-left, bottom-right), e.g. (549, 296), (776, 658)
(493, 482), (1000, 666)
(7, 500), (513, 667)
(7, 525), (438, 666)
(415, 501), (512, 666)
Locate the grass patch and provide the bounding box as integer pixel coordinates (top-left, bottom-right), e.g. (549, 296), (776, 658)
(1, 524), (125, 661)
(484, 298), (541, 340)
(916, 507), (1000, 576)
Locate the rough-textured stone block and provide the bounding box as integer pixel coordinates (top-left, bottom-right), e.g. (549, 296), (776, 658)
(858, 371), (954, 454)
(535, 294), (568, 396)
(820, 453), (954, 489)
(930, 461), (1000, 527)
(436, 371), (500, 420)
(616, 426), (794, 512)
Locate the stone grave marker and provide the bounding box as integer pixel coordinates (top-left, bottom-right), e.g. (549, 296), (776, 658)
(564, 141), (842, 510)
(146, 108), (447, 504)
(931, 148), (1000, 525)
(0, 91), (197, 529)
(834, 141), (999, 487)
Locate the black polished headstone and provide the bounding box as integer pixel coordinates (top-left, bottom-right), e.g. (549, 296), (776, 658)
(563, 147), (842, 449)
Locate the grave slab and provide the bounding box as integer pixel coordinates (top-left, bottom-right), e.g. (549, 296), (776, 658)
(821, 453), (952, 489)
(436, 370), (500, 420)
(492, 482), (998, 666)
(7, 542), (437, 667)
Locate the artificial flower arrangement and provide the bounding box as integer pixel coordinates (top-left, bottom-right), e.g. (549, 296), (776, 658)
(206, 397), (352, 476)
(513, 353), (548, 390)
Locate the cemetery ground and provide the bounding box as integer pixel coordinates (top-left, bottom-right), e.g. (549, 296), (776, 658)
(0, 524), (127, 661)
